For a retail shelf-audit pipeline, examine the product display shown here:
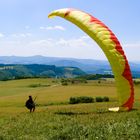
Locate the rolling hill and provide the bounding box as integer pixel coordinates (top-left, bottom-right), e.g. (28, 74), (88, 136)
(0, 55), (139, 78)
(0, 64), (86, 81)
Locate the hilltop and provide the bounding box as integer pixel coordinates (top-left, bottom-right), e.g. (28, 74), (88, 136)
(0, 64), (86, 81)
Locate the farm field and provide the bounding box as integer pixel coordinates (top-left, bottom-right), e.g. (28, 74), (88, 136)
(0, 78), (140, 139)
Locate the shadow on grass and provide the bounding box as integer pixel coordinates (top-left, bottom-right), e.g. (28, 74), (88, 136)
(54, 109), (110, 115)
(130, 108), (138, 111)
(54, 111), (90, 115)
(54, 108), (138, 116)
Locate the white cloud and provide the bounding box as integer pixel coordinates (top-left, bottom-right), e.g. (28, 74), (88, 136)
(11, 34), (18, 37)
(123, 43), (140, 48)
(40, 25), (65, 31)
(0, 35), (139, 61)
(11, 33), (32, 38)
(20, 33), (32, 37)
(0, 36), (105, 59)
(0, 33), (5, 38)
(80, 35), (90, 40)
(25, 26), (30, 29)
(123, 43), (140, 61)
(54, 26), (65, 31)
(28, 39), (53, 48)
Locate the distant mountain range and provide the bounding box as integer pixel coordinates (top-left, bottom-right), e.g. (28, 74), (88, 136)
(0, 55), (140, 78)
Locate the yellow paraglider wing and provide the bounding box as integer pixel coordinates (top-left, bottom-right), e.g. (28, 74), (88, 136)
(48, 8), (134, 111)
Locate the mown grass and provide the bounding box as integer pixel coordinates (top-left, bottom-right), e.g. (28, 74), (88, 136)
(0, 78), (140, 139)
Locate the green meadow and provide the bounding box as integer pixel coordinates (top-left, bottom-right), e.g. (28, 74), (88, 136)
(0, 78), (140, 140)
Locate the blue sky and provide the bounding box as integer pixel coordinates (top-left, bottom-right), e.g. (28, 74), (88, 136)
(0, 0), (139, 61)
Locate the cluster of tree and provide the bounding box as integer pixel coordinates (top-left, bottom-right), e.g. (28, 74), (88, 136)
(133, 80), (140, 85)
(76, 74), (114, 80)
(61, 78), (87, 86)
(69, 96), (109, 104)
(132, 71), (140, 78)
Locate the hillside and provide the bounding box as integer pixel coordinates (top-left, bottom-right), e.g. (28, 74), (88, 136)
(0, 64), (86, 81)
(0, 56), (140, 78)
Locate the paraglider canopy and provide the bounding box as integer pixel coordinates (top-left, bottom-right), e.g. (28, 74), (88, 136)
(48, 8), (134, 111)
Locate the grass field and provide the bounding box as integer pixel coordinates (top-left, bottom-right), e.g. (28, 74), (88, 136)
(0, 78), (140, 139)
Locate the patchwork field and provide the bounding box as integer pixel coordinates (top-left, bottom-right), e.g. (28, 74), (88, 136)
(0, 78), (140, 139)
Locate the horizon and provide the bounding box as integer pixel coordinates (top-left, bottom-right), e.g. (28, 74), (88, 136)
(0, 55), (140, 63)
(0, 1), (139, 61)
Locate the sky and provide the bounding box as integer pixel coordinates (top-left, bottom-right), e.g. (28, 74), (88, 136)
(0, 0), (139, 61)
